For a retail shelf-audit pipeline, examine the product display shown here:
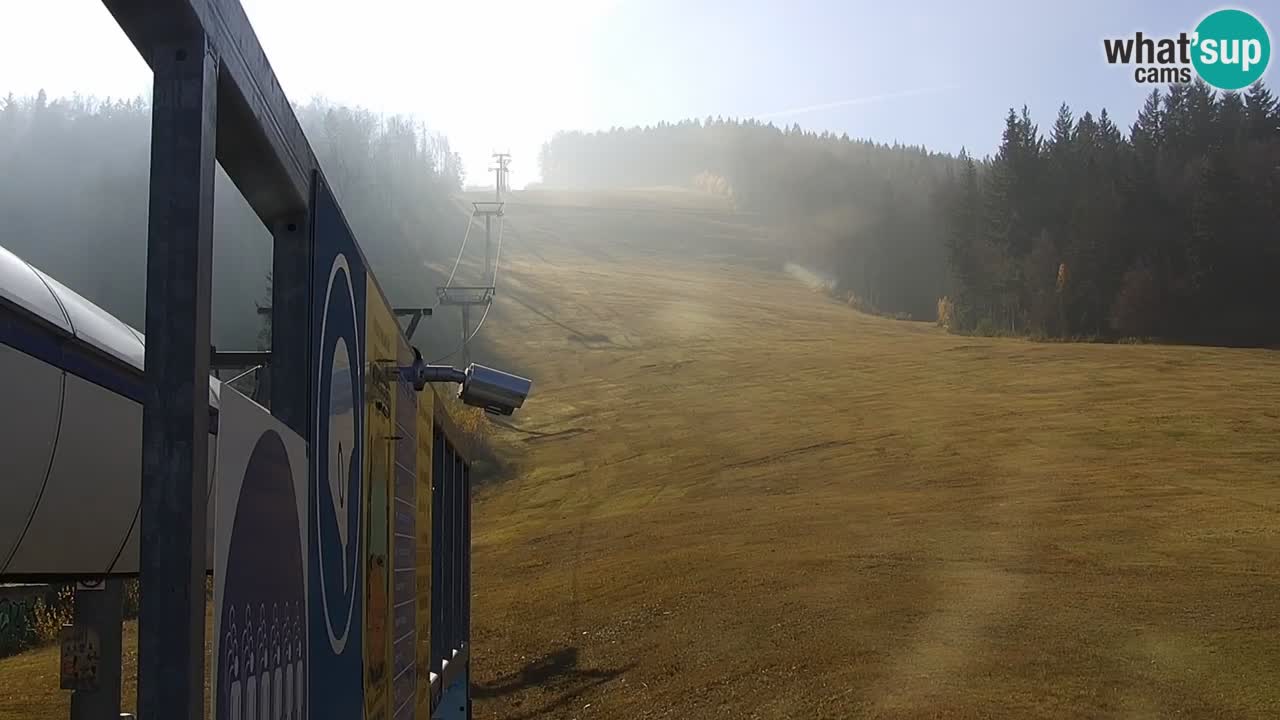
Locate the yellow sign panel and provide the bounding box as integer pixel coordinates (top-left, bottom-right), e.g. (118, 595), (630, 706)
(414, 389), (434, 716)
(363, 291), (399, 720)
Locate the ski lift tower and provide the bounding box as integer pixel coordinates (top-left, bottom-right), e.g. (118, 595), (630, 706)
(436, 200), (503, 365)
(490, 152), (511, 199)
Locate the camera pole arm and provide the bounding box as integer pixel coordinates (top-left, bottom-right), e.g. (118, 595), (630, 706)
(401, 347), (466, 390)
(411, 364), (467, 387)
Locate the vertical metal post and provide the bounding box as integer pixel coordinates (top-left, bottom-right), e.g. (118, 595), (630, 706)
(460, 305), (472, 367)
(462, 462), (471, 648)
(430, 430), (445, 670)
(491, 153), (509, 201)
(138, 31), (218, 720)
(462, 460), (472, 720)
(444, 444), (457, 654)
(453, 451), (463, 658)
(270, 213), (312, 435)
(69, 580), (124, 720)
(436, 444), (470, 720)
(484, 215), (492, 283)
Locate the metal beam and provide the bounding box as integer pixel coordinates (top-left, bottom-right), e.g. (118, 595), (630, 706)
(470, 201), (504, 217)
(137, 31), (217, 720)
(103, 0), (317, 222)
(395, 307), (434, 342)
(436, 287), (494, 307)
(102, 0), (404, 338)
(210, 348), (271, 369)
(269, 213), (311, 434)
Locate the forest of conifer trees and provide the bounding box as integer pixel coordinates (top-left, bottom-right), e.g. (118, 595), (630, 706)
(947, 80), (1279, 344)
(540, 80), (1280, 346)
(2, 80), (1276, 349)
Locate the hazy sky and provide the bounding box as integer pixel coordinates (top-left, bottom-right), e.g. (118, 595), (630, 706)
(2, 1), (1275, 188)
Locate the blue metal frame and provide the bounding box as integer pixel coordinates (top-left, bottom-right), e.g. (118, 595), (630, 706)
(430, 428), (471, 719)
(137, 30), (219, 720)
(91, 2), (481, 717)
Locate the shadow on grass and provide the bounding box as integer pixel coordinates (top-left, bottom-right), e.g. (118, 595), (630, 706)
(473, 646), (635, 719)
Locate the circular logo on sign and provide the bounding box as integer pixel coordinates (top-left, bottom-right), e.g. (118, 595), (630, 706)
(314, 254), (363, 655)
(1192, 9), (1271, 90)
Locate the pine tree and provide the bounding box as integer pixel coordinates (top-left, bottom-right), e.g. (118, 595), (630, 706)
(945, 149), (983, 326)
(1045, 103), (1076, 254)
(1130, 88), (1164, 167)
(1162, 83), (1189, 160)
(1244, 81), (1278, 141)
(984, 109), (1021, 257)
(1216, 91), (1247, 148)
(981, 109), (1037, 329)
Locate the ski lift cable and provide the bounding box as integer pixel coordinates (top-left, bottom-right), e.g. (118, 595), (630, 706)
(428, 289), (494, 365)
(491, 210), (505, 291)
(429, 216), (504, 364)
(443, 212), (477, 291)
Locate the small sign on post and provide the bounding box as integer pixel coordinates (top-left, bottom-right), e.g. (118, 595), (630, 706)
(59, 624), (101, 691)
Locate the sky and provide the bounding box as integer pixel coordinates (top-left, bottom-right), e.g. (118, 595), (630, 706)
(1, 0), (1275, 188)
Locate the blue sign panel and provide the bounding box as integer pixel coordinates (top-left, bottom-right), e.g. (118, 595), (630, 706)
(308, 174), (367, 717)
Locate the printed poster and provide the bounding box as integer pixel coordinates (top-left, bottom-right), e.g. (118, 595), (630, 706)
(212, 388), (308, 720)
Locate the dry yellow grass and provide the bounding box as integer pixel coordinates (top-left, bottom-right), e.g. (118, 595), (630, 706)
(0, 609), (212, 720)
(4, 188), (1279, 719)
(466, 189), (1280, 719)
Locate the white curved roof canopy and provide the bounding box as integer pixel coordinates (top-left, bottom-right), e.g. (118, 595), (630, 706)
(0, 243), (220, 579)
(0, 244), (74, 333)
(38, 271), (147, 371)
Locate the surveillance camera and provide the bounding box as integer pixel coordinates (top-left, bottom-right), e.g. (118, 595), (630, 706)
(400, 350), (531, 416)
(458, 364), (532, 416)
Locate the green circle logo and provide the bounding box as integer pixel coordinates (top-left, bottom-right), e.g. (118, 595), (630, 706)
(1192, 9), (1271, 90)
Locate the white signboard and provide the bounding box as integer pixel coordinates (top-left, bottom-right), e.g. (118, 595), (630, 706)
(211, 388), (309, 720)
